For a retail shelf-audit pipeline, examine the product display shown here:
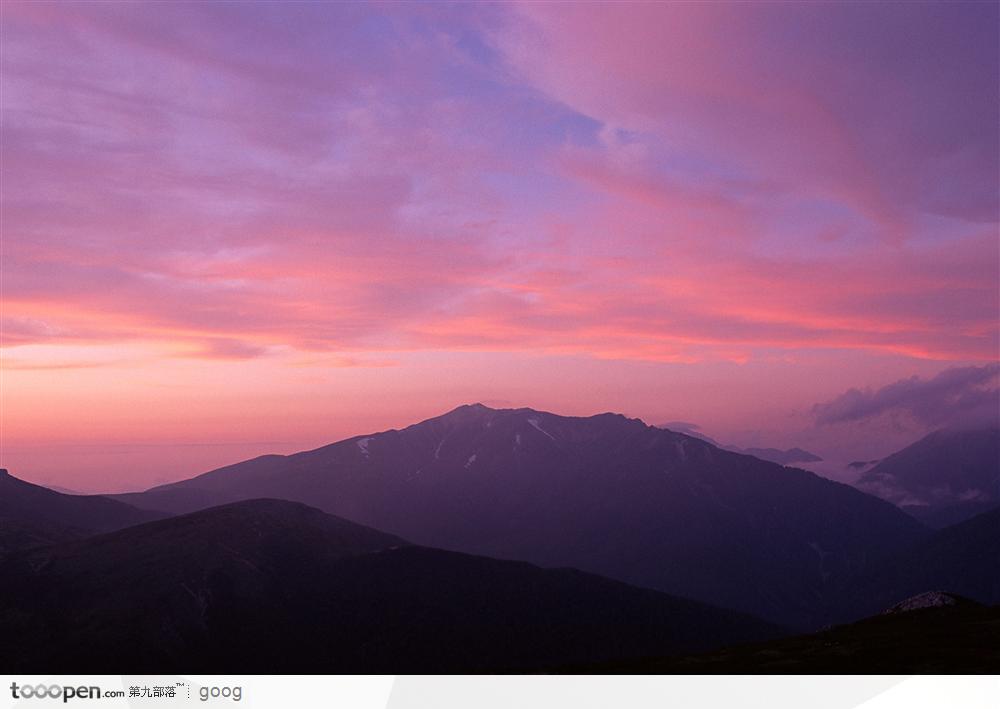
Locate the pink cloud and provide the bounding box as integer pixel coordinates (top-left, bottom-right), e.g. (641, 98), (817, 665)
(499, 2), (997, 235)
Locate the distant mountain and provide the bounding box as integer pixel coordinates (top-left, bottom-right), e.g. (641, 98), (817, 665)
(0, 499), (781, 673)
(656, 422), (722, 446)
(0, 469), (166, 552)
(857, 428), (999, 527)
(656, 424), (822, 465)
(835, 507), (1000, 621)
(118, 404), (926, 628)
(587, 594), (1000, 674)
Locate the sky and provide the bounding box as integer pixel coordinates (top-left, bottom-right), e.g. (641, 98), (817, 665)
(1, 2), (998, 493)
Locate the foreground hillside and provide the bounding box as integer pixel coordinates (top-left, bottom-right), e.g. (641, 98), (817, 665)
(0, 499), (781, 673)
(584, 595), (1000, 674)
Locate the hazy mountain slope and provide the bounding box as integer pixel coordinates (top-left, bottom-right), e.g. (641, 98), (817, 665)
(118, 405), (926, 628)
(740, 447), (822, 465)
(0, 499), (780, 673)
(858, 428), (999, 526)
(835, 507), (1000, 621)
(0, 469), (166, 552)
(654, 424), (821, 464)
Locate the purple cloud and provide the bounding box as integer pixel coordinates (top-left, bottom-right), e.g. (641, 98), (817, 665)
(813, 364), (1000, 428)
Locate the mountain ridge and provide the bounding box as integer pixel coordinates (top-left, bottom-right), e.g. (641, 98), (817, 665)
(0, 469), (167, 553)
(114, 404), (928, 628)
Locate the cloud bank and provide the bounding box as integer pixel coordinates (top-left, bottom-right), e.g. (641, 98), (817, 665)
(2, 2), (997, 367)
(813, 365), (1000, 429)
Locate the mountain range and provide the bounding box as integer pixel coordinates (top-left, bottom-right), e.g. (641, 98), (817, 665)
(114, 404), (927, 628)
(1, 402), (997, 672)
(2, 482), (994, 672)
(0, 498), (781, 673)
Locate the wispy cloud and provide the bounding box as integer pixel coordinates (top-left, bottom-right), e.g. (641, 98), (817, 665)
(3, 2), (996, 369)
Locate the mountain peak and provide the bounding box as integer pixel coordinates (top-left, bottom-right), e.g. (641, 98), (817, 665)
(440, 404), (639, 426)
(441, 402), (496, 418)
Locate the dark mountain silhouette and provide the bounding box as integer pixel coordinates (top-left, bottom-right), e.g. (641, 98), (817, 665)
(0, 469), (166, 552)
(857, 427), (999, 527)
(0, 499), (781, 673)
(116, 404), (926, 628)
(834, 507), (1000, 621)
(584, 594), (1000, 673)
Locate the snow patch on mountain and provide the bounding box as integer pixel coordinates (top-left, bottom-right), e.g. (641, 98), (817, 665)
(527, 418), (555, 441)
(882, 591), (962, 614)
(357, 438), (371, 457)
